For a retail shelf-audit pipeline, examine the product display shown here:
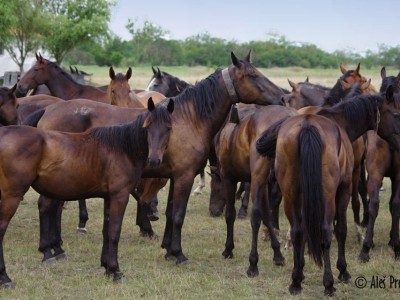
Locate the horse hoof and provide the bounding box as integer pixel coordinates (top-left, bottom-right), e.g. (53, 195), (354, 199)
(237, 211), (247, 219)
(338, 272), (351, 283)
(0, 281), (13, 289)
(54, 252), (68, 261)
(113, 272), (125, 282)
(222, 250), (233, 259)
(358, 252), (370, 263)
(76, 227), (87, 234)
(42, 257), (57, 266)
(273, 256), (285, 266)
(288, 284), (302, 295)
(246, 268), (259, 278)
(176, 258), (189, 265)
(324, 286), (336, 296)
(164, 254), (175, 261)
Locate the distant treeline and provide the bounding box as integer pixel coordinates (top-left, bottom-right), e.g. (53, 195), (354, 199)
(65, 21), (400, 69)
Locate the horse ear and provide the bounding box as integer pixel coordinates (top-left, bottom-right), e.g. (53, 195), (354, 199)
(157, 67), (162, 77)
(109, 67), (115, 80)
(70, 65), (74, 73)
(231, 51), (241, 67)
(152, 66), (157, 75)
(244, 49), (253, 63)
(305, 76), (309, 83)
(167, 98), (174, 114)
(339, 63), (346, 74)
(362, 78), (371, 90)
(355, 63), (361, 75)
(75, 66), (79, 74)
(126, 67), (132, 80)
(386, 85), (394, 103)
(381, 66), (387, 79)
(287, 79), (297, 91)
(35, 52), (39, 60)
(147, 97), (155, 111)
(397, 72), (400, 83)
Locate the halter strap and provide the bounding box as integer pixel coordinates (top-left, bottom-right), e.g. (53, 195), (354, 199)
(222, 68), (239, 103)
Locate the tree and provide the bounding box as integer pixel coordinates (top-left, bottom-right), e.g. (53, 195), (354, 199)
(0, 0), (44, 73)
(38, 0), (115, 64)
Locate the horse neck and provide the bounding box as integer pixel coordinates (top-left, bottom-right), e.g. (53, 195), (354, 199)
(45, 70), (83, 100)
(128, 91), (145, 108)
(318, 106), (375, 142)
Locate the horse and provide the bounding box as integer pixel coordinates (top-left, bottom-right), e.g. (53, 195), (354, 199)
(282, 79), (331, 109)
(256, 87), (400, 295)
(145, 67), (208, 195)
(0, 85), (18, 126)
(209, 103), (297, 270)
(146, 66), (192, 97)
(23, 98), (165, 236)
(138, 50), (285, 264)
(359, 67), (400, 262)
(0, 98), (175, 288)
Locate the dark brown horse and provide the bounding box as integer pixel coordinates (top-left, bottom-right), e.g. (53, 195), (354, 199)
(359, 67), (400, 262)
(0, 85), (18, 126)
(256, 88), (400, 295)
(140, 50), (285, 264)
(0, 98), (174, 288)
(209, 104), (297, 272)
(146, 66), (192, 97)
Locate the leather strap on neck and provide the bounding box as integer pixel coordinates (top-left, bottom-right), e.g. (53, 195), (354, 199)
(222, 68), (239, 103)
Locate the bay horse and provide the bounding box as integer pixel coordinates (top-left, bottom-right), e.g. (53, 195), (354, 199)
(145, 67), (207, 195)
(359, 67), (400, 262)
(0, 98), (174, 287)
(140, 50), (285, 264)
(23, 98), (165, 237)
(256, 87), (400, 295)
(282, 79), (331, 109)
(209, 104), (297, 270)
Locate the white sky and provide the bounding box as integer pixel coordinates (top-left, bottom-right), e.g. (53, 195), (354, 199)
(109, 0), (400, 54)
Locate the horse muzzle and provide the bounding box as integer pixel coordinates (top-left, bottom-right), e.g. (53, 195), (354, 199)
(147, 157), (161, 168)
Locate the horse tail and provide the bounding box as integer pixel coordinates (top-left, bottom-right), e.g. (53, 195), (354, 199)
(22, 109), (45, 127)
(256, 118), (287, 158)
(298, 122), (323, 267)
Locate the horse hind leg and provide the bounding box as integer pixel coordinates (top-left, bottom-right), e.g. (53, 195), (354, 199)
(288, 221), (305, 295)
(388, 184), (400, 259)
(322, 221), (336, 296)
(76, 199), (89, 234)
(192, 169), (206, 195)
(0, 195), (23, 288)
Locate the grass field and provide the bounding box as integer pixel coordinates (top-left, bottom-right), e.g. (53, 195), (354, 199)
(2, 65), (400, 299)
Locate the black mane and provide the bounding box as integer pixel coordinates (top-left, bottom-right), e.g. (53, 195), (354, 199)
(323, 70), (357, 106)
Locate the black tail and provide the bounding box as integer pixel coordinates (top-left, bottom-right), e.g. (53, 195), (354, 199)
(298, 123), (323, 267)
(256, 118), (287, 158)
(22, 109), (45, 127)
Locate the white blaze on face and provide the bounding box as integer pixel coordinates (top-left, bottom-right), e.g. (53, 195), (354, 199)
(145, 78), (157, 91)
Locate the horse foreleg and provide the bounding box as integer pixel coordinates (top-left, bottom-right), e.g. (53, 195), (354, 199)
(358, 159), (369, 227)
(161, 179), (174, 259)
(136, 200), (156, 239)
(221, 178), (237, 259)
(170, 175), (195, 264)
(359, 177), (382, 262)
(77, 199), (89, 234)
(351, 165), (362, 227)
(0, 195), (22, 288)
(388, 182), (400, 259)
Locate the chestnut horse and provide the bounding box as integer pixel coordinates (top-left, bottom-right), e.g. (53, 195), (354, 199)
(0, 98), (174, 287)
(139, 50), (285, 264)
(256, 87), (400, 295)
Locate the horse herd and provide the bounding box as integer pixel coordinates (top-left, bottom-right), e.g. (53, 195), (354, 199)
(0, 50), (399, 296)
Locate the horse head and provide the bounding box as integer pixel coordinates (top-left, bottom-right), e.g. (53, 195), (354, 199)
(143, 97), (174, 168)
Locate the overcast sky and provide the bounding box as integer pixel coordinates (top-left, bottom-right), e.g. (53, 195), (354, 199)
(109, 0), (400, 54)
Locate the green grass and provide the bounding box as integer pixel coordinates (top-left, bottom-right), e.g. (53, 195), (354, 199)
(2, 66), (400, 299)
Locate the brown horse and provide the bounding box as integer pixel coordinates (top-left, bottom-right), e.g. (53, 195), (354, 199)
(139, 50), (285, 264)
(0, 85), (18, 126)
(256, 88), (400, 295)
(0, 98), (174, 287)
(359, 68), (400, 262)
(209, 104), (297, 272)
(23, 98), (166, 236)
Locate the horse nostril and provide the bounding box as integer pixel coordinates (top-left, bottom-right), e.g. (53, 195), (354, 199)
(147, 158), (161, 167)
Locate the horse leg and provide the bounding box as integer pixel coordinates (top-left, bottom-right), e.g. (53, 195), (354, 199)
(351, 164), (362, 227)
(388, 181), (400, 259)
(247, 193), (262, 277)
(358, 159), (369, 227)
(238, 182), (250, 219)
(103, 192), (129, 281)
(38, 195), (64, 264)
(169, 175), (195, 264)
(288, 219), (305, 295)
(161, 179), (174, 259)
(235, 182), (246, 200)
(0, 195), (23, 288)
(136, 200), (156, 239)
(221, 178), (237, 259)
(322, 220), (335, 296)
(77, 199), (89, 234)
(359, 176), (383, 262)
(52, 199), (66, 259)
(192, 169), (206, 195)
(101, 198), (110, 270)
(335, 187), (351, 283)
